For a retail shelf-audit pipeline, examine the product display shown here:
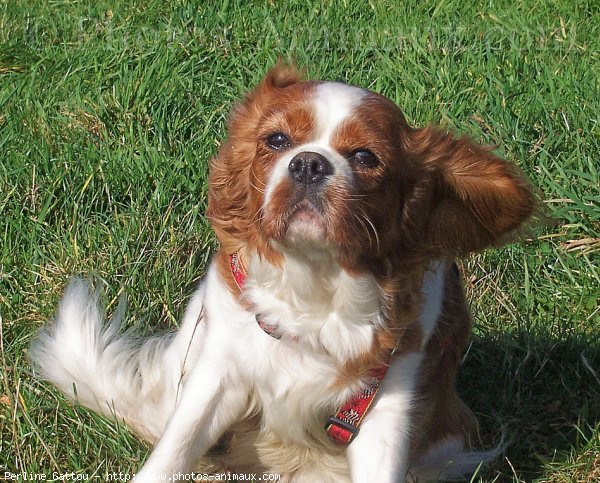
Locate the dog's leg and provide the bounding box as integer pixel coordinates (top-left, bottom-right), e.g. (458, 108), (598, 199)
(346, 352), (423, 483)
(133, 346), (249, 482)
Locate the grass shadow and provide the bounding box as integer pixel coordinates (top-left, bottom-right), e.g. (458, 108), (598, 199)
(458, 329), (600, 480)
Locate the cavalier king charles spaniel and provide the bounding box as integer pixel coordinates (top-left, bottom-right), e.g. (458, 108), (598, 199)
(31, 64), (534, 482)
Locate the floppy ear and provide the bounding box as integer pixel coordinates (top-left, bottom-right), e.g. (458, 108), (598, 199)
(206, 62), (303, 255)
(405, 127), (535, 255)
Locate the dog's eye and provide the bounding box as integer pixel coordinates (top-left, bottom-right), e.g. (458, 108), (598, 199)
(266, 132), (291, 150)
(349, 149), (379, 169)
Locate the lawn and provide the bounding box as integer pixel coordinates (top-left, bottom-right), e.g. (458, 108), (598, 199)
(1, 0), (598, 481)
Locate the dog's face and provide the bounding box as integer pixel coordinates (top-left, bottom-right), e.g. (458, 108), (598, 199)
(208, 65), (534, 271)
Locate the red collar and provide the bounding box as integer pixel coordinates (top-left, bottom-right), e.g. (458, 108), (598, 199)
(229, 252), (391, 445)
(229, 251), (247, 291)
(325, 362), (390, 444)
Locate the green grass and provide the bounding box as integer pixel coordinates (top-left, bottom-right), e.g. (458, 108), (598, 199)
(1, 0), (598, 481)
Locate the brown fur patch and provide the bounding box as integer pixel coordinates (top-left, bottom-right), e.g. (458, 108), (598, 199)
(410, 264), (480, 459)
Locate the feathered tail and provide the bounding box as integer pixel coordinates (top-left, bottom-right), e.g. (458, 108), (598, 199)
(29, 278), (179, 442)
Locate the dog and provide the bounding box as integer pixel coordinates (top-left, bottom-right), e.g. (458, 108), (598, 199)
(30, 64), (534, 482)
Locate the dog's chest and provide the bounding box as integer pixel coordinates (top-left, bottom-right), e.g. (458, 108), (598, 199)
(240, 256), (384, 443)
(250, 343), (355, 444)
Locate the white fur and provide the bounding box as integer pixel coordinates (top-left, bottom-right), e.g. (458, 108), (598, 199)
(313, 82), (366, 143)
(30, 278), (208, 442)
(348, 352), (424, 482)
(245, 249), (382, 362)
(418, 261), (447, 348)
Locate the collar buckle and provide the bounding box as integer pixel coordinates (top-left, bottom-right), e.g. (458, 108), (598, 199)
(325, 416), (359, 444)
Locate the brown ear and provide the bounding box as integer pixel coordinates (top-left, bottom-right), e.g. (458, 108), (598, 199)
(206, 62), (303, 255)
(405, 127), (535, 255)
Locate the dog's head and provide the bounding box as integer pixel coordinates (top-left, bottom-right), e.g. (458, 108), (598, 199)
(207, 64), (534, 272)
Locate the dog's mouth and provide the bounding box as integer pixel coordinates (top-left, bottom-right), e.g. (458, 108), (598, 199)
(260, 170), (341, 250)
(284, 200), (327, 243)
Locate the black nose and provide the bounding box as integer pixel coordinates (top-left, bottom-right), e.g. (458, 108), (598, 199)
(288, 152), (333, 186)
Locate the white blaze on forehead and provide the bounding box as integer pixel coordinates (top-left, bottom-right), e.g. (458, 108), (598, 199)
(313, 82), (367, 143)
